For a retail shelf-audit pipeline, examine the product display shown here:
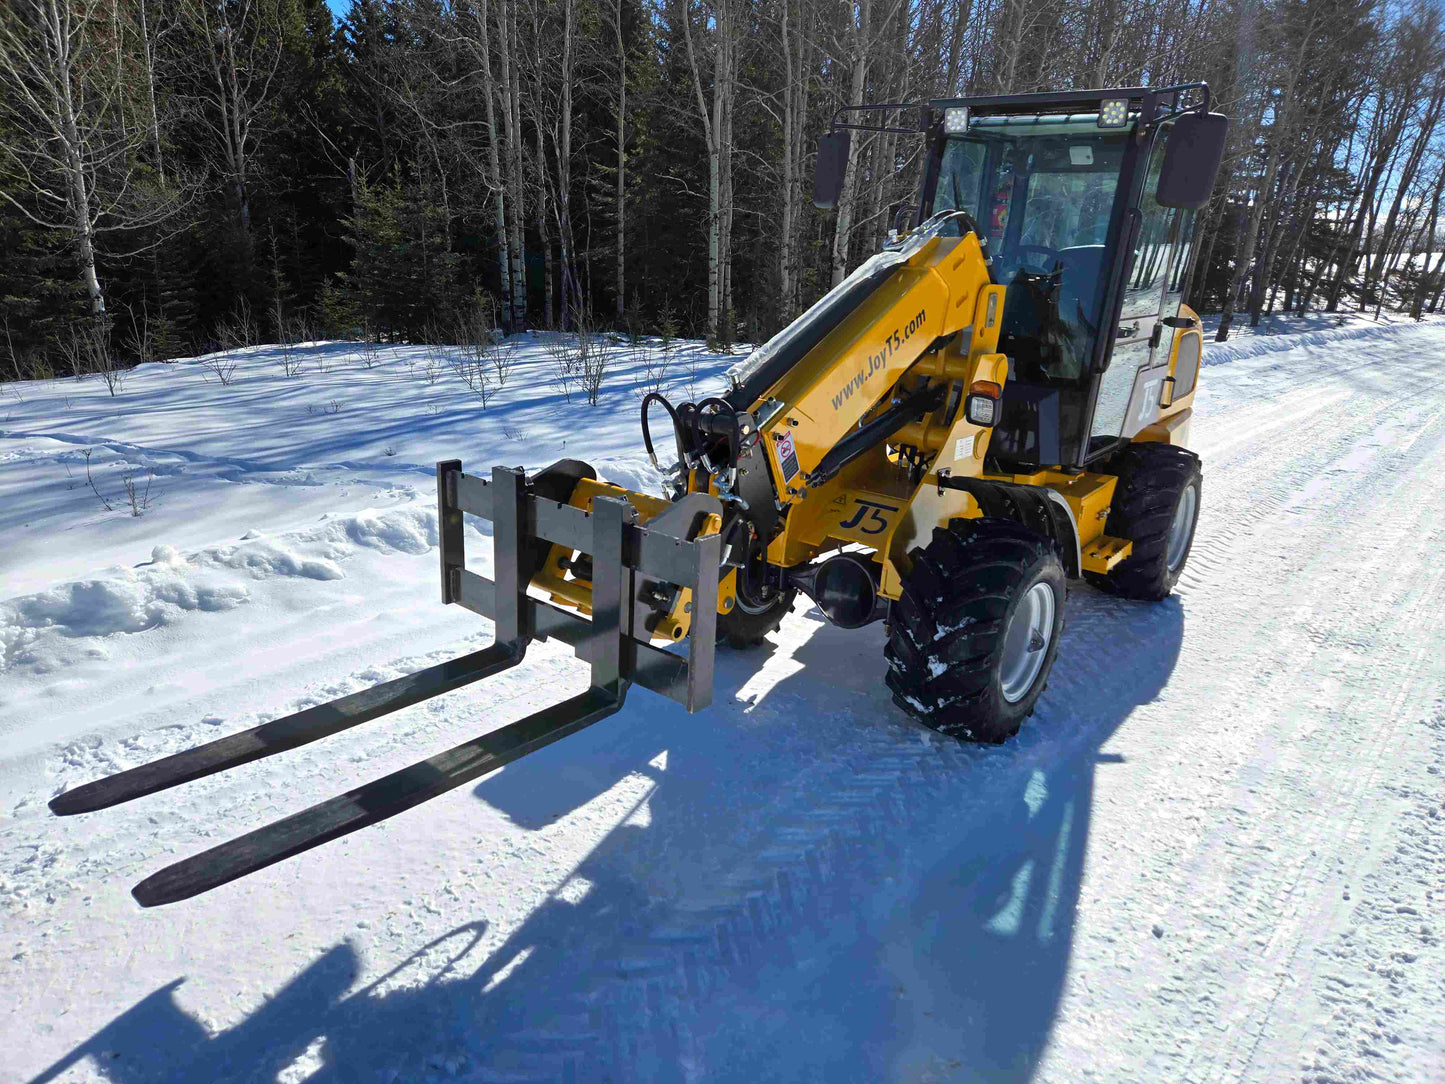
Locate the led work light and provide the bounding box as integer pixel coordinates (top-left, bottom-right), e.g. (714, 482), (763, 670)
(1098, 98), (1130, 128)
(944, 107), (970, 134)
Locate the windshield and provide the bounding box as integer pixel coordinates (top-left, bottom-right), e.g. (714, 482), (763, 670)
(932, 115), (1132, 383)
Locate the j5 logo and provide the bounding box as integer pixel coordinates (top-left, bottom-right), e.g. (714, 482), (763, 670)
(839, 499), (898, 535)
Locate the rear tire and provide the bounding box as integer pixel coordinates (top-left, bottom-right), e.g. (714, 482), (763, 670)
(1085, 442), (1202, 601)
(885, 518), (1066, 743)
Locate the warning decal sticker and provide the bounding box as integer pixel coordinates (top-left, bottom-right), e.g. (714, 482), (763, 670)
(775, 430), (801, 485)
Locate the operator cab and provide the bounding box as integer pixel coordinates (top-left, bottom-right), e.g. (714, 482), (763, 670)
(921, 93), (1209, 469)
(933, 116), (1126, 386)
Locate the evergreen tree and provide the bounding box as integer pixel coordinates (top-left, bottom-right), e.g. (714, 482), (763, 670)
(345, 178), (460, 340)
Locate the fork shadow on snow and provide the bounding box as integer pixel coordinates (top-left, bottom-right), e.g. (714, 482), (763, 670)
(30, 587), (1183, 1084)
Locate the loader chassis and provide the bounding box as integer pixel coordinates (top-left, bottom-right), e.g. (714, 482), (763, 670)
(52, 84), (1223, 906)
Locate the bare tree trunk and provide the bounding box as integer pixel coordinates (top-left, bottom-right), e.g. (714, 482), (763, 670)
(0, 0), (114, 312)
(1217, 141), (1278, 341)
(498, 0), (527, 326)
(777, 0), (813, 317)
(60, 65), (104, 313)
(613, 0), (627, 321)
(1273, 170), (1323, 314)
(1363, 78), (1445, 306)
(176, 0), (286, 261)
(138, 0), (165, 185)
(683, 0), (733, 342)
(536, 119), (553, 328)
(1250, 156), (1303, 326)
(719, 19), (735, 342)
(1410, 162), (1445, 319)
(1325, 89), (1411, 311)
(472, 0), (513, 328)
(1426, 247), (1445, 313)
(830, 0), (870, 286)
(222, 14), (250, 233)
(554, 0), (579, 318)
(778, 0), (797, 316)
(942, 0), (973, 94)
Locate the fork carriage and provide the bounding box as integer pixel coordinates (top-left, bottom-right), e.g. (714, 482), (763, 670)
(50, 459), (724, 906)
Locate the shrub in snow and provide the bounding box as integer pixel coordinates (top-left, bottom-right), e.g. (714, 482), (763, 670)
(419, 339), (446, 385)
(120, 469), (158, 516)
(358, 332), (382, 369)
(80, 449), (160, 516)
(216, 299), (258, 353)
(631, 342), (673, 398)
(545, 306), (608, 406)
(59, 318), (127, 396)
(201, 350), (240, 386)
(120, 304), (156, 365)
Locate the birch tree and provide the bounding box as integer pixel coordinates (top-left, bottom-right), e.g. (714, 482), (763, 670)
(460, 0), (516, 328)
(683, 0), (740, 342)
(0, 0), (184, 315)
(611, 0), (628, 319)
(829, 0), (870, 286)
(498, 0), (527, 326)
(174, 0), (285, 240)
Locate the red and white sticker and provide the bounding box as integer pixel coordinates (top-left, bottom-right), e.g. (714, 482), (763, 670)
(775, 430), (801, 485)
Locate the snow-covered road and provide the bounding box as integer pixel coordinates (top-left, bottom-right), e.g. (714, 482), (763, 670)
(2, 321), (1442, 1083)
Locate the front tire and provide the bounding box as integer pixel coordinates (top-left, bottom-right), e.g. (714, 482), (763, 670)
(1086, 442), (1202, 601)
(885, 518), (1067, 743)
(716, 588), (797, 649)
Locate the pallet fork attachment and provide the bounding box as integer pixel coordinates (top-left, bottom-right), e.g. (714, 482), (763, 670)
(50, 460), (723, 907)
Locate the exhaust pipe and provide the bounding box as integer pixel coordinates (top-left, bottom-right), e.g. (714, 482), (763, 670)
(788, 551), (886, 629)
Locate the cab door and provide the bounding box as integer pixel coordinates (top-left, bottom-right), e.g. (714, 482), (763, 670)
(1089, 125), (1192, 448)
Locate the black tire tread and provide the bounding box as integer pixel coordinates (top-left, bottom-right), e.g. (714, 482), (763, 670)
(885, 517), (1066, 743)
(716, 588), (798, 649)
(1086, 442), (1202, 601)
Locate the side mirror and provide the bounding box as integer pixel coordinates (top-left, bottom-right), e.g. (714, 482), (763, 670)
(813, 130), (851, 211)
(1156, 112), (1229, 210)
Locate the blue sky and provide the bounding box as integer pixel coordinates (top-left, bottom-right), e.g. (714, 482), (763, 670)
(325, 0), (349, 19)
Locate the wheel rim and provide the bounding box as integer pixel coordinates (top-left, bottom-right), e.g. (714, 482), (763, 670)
(999, 581), (1056, 704)
(735, 586), (780, 615)
(1166, 483), (1199, 572)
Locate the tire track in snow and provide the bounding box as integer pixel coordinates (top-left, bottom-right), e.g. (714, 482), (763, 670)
(1108, 358), (1445, 1083)
(1176, 353), (1441, 597)
(1202, 459), (1445, 1083)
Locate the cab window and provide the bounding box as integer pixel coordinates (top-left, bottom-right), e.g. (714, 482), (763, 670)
(931, 117), (1131, 384)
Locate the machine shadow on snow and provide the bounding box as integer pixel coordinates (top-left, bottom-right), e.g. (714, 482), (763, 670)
(29, 590), (1182, 1084)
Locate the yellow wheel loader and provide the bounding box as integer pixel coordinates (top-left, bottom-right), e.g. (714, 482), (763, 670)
(51, 85), (1228, 906)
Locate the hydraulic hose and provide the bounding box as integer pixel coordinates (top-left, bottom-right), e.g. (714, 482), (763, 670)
(693, 396), (741, 469)
(640, 391), (682, 470)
